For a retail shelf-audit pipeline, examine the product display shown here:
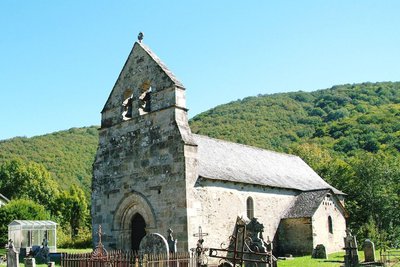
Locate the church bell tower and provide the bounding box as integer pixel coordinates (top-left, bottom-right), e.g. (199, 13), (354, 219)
(92, 35), (196, 251)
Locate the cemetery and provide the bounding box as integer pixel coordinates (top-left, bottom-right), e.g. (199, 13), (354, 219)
(4, 222), (395, 267)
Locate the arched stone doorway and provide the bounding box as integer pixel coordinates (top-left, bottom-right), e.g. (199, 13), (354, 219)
(131, 213), (146, 251)
(113, 192), (156, 250)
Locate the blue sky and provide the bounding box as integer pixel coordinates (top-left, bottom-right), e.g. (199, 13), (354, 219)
(1, 1), (399, 140)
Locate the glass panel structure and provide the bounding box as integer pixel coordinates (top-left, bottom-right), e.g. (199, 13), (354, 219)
(8, 220), (57, 253)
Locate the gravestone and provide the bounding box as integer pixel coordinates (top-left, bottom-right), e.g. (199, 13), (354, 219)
(362, 239), (375, 262)
(191, 226), (209, 267)
(312, 244), (327, 259)
(6, 239), (20, 267)
(209, 219), (276, 267)
(24, 258), (36, 267)
(139, 233), (169, 255)
(246, 218), (267, 253)
(343, 229), (359, 267)
(167, 229), (177, 253)
(35, 238), (50, 264)
(245, 218), (269, 267)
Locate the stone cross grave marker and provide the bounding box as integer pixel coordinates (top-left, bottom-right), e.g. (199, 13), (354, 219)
(139, 233), (169, 255)
(362, 239), (375, 262)
(92, 225), (108, 258)
(6, 239), (20, 267)
(192, 226), (209, 267)
(193, 226), (209, 241)
(343, 229), (359, 267)
(167, 229), (177, 253)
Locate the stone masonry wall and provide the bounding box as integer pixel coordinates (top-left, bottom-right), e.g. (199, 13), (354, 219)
(92, 41), (193, 251)
(312, 195), (347, 254)
(101, 42), (183, 128)
(92, 106), (190, 250)
(185, 179), (297, 253)
(277, 217), (313, 256)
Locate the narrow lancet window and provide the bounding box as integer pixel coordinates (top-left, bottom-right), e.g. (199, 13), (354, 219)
(247, 197), (254, 219)
(328, 216), (333, 234)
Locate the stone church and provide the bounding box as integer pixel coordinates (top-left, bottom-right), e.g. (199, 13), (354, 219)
(91, 39), (348, 256)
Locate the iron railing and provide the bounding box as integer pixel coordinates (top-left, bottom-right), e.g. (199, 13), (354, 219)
(61, 251), (195, 267)
(380, 250), (400, 267)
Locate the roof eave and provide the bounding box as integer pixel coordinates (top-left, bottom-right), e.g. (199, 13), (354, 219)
(196, 175), (301, 192)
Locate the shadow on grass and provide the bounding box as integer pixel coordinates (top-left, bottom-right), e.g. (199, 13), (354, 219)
(320, 253), (345, 263)
(320, 260), (344, 263)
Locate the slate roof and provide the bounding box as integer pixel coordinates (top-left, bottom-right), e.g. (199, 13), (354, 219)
(283, 189), (330, 218)
(193, 134), (343, 194)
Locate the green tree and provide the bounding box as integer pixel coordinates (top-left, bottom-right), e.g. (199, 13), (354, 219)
(0, 159), (60, 212)
(338, 153), (400, 248)
(55, 184), (89, 238)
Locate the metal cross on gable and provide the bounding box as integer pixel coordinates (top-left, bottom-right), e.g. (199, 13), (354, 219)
(138, 32), (144, 43)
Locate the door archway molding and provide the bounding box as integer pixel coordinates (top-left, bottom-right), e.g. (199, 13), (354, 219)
(113, 191), (156, 250)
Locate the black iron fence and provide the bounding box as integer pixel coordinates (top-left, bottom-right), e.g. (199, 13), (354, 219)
(380, 250), (400, 267)
(61, 251), (195, 267)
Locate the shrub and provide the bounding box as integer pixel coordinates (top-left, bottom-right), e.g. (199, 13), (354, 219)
(58, 227), (92, 248)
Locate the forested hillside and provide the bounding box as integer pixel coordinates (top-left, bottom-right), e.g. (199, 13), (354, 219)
(0, 126), (98, 196)
(191, 82), (400, 154)
(0, 127), (97, 246)
(0, 81), (399, 248)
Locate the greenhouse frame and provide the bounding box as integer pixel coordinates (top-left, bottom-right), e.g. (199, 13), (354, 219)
(8, 220), (57, 253)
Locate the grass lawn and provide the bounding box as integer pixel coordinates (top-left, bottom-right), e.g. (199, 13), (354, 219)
(57, 248), (93, 254)
(278, 250), (400, 267)
(278, 252), (345, 267)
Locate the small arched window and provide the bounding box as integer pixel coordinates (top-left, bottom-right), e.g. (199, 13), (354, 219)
(328, 216), (333, 234)
(247, 197), (254, 219)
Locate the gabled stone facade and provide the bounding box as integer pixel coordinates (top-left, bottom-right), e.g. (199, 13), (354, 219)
(277, 190), (348, 255)
(92, 40), (348, 256)
(92, 42), (195, 251)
